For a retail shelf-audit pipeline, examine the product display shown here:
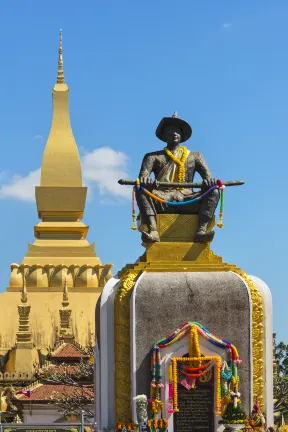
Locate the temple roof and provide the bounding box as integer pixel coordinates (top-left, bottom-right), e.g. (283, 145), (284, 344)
(51, 343), (90, 361)
(16, 384), (94, 403)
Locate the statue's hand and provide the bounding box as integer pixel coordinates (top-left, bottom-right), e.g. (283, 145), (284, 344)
(140, 177), (159, 189)
(202, 178), (218, 191)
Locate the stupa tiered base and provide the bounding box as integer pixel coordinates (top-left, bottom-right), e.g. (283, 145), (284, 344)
(96, 215), (273, 432)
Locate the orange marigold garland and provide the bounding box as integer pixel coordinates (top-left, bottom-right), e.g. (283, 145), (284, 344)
(172, 358), (179, 413)
(215, 359), (222, 415)
(116, 423), (137, 431)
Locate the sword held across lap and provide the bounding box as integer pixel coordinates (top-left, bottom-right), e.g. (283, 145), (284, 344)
(118, 179), (245, 188)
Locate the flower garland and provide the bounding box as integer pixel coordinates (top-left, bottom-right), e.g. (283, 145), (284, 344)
(172, 358), (179, 413)
(183, 364), (208, 372)
(172, 356), (222, 415)
(149, 322), (241, 417)
(147, 418), (168, 430)
(150, 346), (164, 401)
(221, 361), (232, 381)
(167, 363), (174, 414)
(190, 325), (201, 358)
(151, 399), (164, 414)
(164, 146), (188, 184)
(131, 179), (140, 230)
(179, 368), (207, 378)
(116, 422), (137, 431)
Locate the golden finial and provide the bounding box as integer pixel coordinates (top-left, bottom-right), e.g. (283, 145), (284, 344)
(57, 29), (65, 84)
(172, 111), (178, 118)
(13, 415), (22, 424)
(59, 278), (73, 341)
(21, 276), (28, 304)
(62, 278), (69, 307)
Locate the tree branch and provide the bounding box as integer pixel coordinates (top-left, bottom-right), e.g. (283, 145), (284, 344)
(50, 389), (94, 419)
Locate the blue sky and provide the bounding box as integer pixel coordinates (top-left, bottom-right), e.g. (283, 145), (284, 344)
(0, 1), (287, 340)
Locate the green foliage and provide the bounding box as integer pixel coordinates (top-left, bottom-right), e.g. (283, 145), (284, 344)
(221, 400), (247, 423)
(274, 333), (288, 425)
(274, 333), (288, 380)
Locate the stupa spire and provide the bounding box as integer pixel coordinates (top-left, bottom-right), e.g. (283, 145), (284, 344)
(38, 29), (82, 188)
(57, 29), (65, 84)
(23, 30), (108, 293)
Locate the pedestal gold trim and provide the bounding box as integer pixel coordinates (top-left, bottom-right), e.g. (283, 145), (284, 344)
(114, 271), (140, 423)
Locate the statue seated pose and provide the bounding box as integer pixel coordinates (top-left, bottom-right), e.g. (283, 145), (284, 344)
(136, 112), (220, 244)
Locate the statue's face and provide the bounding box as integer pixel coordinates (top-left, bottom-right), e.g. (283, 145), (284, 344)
(164, 126), (182, 147)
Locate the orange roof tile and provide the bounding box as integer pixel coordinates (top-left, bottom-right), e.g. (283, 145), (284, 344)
(16, 384), (94, 403)
(52, 343), (89, 360)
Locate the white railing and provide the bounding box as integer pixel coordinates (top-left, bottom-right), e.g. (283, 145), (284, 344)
(0, 411), (96, 432)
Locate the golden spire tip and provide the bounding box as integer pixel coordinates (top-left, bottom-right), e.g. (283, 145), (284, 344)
(57, 29), (65, 84)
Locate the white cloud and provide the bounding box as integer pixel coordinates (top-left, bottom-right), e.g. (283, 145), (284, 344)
(82, 147), (131, 201)
(222, 23), (232, 28)
(33, 134), (43, 140)
(0, 147), (131, 203)
(0, 168), (41, 202)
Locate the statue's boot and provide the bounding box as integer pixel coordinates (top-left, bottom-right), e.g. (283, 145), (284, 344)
(141, 216), (160, 243)
(194, 214), (215, 244)
(141, 230), (160, 243)
(194, 230), (215, 243)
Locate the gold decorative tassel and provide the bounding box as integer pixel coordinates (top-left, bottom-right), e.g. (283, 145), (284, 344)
(131, 213), (137, 230)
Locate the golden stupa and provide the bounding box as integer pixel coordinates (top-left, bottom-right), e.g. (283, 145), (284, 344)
(0, 31), (112, 366)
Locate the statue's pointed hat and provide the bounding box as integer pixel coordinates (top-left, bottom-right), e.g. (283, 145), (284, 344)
(155, 111), (192, 143)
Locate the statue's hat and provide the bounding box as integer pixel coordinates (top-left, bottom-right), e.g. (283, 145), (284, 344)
(155, 111), (192, 143)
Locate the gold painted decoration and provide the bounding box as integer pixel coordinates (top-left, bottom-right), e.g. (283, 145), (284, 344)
(232, 268), (264, 409)
(114, 271), (141, 424)
(199, 368), (213, 383)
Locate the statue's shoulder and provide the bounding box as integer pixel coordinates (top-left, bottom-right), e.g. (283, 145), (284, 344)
(188, 151), (204, 160)
(142, 150), (165, 159)
(188, 150), (200, 157)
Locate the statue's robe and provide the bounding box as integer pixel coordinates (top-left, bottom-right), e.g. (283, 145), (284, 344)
(137, 146), (219, 217)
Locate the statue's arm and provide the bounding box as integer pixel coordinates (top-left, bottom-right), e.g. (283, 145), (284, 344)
(139, 154), (155, 179)
(194, 152), (212, 180)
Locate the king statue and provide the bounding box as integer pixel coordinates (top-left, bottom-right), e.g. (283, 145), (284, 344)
(135, 112), (220, 244)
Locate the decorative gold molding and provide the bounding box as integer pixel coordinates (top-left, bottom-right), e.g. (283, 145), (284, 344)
(9, 262), (113, 290)
(232, 268), (264, 408)
(114, 256), (264, 421)
(114, 270), (141, 424)
(16, 282), (32, 344)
